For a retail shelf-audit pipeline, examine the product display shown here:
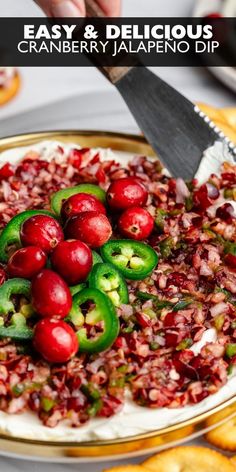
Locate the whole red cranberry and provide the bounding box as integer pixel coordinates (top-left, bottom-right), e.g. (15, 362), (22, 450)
(216, 203), (235, 223)
(118, 206), (154, 240)
(7, 246), (47, 279)
(33, 318), (78, 363)
(20, 215), (64, 253)
(61, 193), (106, 221)
(32, 269), (72, 318)
(65, 212), (112, 248)
(51, 240), (93, 285)
(107, 177), (148, 211)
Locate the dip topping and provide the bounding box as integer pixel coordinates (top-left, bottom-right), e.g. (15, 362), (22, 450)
(0, 142), (234, 428)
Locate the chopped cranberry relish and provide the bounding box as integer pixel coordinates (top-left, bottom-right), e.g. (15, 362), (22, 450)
(0, 143), (235, 428)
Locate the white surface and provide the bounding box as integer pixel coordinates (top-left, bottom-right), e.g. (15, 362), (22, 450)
(0, 0), (235, 470)
(0, 143), (235, 446)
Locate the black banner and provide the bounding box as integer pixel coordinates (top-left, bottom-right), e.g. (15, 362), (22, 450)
(0, 17), (235, 67)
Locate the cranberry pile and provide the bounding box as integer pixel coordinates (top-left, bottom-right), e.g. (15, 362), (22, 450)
(0, 144), (235, 429)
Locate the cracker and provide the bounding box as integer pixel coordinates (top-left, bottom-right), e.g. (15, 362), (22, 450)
(211, 120), (236, 144)
(220, 108), (236, 128)
(197, 103), (222, 122)
(103, 466), (146, 472)
(230, 455), (236, 466)
(206, 416), (236, 451)
(196, 103), (236, 144)
(0, 73), (21, 106)
(143, 446), (234, 471)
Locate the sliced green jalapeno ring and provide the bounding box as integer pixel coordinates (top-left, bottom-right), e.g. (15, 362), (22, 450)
(101, 240), (158, 280)
(86, 251), (103, 284)
(67, 287), (119, 353)
(0, 210), (56, 263)
(70, 283), (86, 297)
(0, 279), (33, 341)
(92, 250), (103, 266)
(0, 313), (33, 341)
(51, 184), (106, 215)
(89, 263), (129, 307)
(0, 279), (31, 315)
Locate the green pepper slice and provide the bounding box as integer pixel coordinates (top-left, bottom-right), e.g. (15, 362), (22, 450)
(68, 288), (119, 353)
(0, 279), (31, 314)
(51, 184), (106, 215)
(89, 263), (129, 307)
(92, 250), (103, 266)
(70, 283), (86, 297)
(0, 313), (33, 341)
(101, 240), (158, 280)
(0, 210), (56, 263)
(0, 279), (33, 341)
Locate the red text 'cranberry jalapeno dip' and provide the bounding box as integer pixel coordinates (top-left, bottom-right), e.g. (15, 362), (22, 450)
(0, 140), (235, 440)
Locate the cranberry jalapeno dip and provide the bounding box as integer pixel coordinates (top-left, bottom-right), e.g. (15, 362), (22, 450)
(0, 140), (235, 434)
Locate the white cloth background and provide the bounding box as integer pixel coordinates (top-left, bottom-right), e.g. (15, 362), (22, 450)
(0, 0), (235, 470)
